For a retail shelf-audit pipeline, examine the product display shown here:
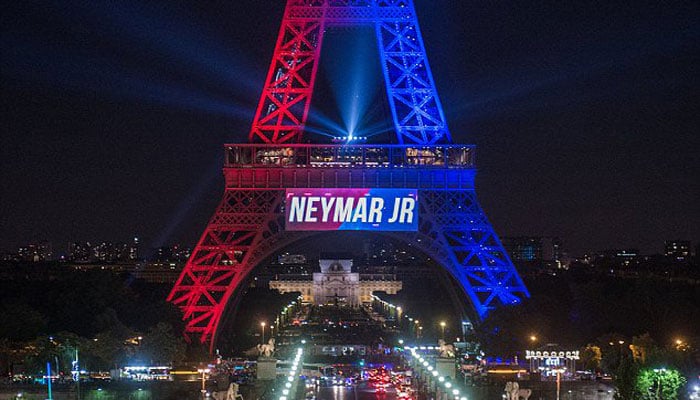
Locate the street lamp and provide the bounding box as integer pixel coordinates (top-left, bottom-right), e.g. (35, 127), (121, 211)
(674, 338), (688, 351)
(529, 335), (537, 343)
(197, 368), (210, 399)
(554, 367), (565, 400)
(440, 321), (446, 340)
(260, 322), (266, 344)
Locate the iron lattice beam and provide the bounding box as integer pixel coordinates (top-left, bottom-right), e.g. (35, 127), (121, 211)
(168, 186), (529, 348)
(170, 0), (529, 349)
(249, 0), (450, 144)
(167, 190), (287, 344)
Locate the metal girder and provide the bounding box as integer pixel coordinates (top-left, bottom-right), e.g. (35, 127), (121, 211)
(414, 191), (530, 317)
(249, 0), (450, 144)
(167, 190), (288, 345)
(168, 187), (529, 348)
(170, 0), (528, 350)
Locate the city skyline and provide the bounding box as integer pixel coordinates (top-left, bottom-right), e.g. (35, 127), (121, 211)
(3, 234), (695, 263)
(2, 0), (698, 255)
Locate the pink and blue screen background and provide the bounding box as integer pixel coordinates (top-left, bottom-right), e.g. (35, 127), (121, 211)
(285, 188), (418, 231)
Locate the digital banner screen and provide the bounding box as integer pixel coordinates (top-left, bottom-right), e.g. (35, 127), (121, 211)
(285, 188), (418, 231)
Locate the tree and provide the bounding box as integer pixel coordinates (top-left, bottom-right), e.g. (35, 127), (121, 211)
(613, 355), (640, 400)
(51, 331), (84, 375)
(636, 368), (686, 400)
(23, 335), (62, 374)
(630, 333), (656, 364)
(0, 301), (46, 341)
(138, 322), (186, 365)
(0, 338), (24, 376)
(83, 330), (133, 371)
(580, 344), (602, 371)
(597, 333), (628, 373)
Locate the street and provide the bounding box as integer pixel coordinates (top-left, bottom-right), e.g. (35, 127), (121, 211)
(315, 382), (398, 400)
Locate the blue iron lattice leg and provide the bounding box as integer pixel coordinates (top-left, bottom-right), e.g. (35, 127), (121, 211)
(375, 1), (451, 144)
(418, 190), (530, 318)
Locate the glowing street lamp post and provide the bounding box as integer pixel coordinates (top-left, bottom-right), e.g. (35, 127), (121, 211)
(261, 322), (266, 344)
(554, 367), (564, 400)
(197, 368), (210, 399)
(440, 321), (446, 340)
(46, 361), (53, 400)
(529, 335), (538, 372)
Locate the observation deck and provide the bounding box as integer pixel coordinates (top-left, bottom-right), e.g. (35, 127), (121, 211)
(223, 144), (477, 190)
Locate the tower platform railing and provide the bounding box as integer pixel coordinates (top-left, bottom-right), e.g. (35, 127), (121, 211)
(224, 144), (475, 169)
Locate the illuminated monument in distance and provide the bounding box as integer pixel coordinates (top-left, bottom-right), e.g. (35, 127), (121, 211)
(168, 0), (530, 350)
(269, 256), (402, 306)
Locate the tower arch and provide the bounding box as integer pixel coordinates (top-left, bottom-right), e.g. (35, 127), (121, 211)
(168, 0), (530, 351)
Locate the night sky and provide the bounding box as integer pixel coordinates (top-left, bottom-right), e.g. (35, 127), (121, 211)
(1, 0), (698, 256)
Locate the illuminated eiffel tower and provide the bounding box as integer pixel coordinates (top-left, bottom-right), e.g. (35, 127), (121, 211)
(168, 0), (529, 350)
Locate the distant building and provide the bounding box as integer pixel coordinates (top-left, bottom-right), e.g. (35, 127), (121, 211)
(665, 240), (691, 262)
(542, 237), (567, 267)
(503, 237), (543, 264)
(269, 255), (402, 306)
(614, 249), (639, 267)
(278, 253), (307, 264)
(253, 254), (313, 286)
(502, 237), (570, 270)
(68, 238), (139, 263)
(361, 238), (422, 265)
(65, 261), (183, 284)
(1, 252), (19, 262)
(581, 249), (641, 271)
(130, 237), (140, 260)
(69, 242), (92, 263)
(130, 262), (183, 284)
(17, 241), (53, 262)
(155, 246), (173, 262)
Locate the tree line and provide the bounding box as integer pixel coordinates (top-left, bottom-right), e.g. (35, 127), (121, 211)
(0, 265), (187, 375)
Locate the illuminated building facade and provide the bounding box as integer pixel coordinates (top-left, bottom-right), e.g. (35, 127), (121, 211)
(503, 237), (543, 263)
(525, 348), (580, 378)
(269, 256), (401, 306)
(665, 240), (691, 262)
(17, 241), (53, 262)
(68, 238), (140, 263)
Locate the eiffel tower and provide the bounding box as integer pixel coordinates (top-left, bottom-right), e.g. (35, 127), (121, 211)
(168, 0), (529, 349)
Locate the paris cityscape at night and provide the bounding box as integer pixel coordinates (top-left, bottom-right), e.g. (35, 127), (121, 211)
(1, 0), (698, 399)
